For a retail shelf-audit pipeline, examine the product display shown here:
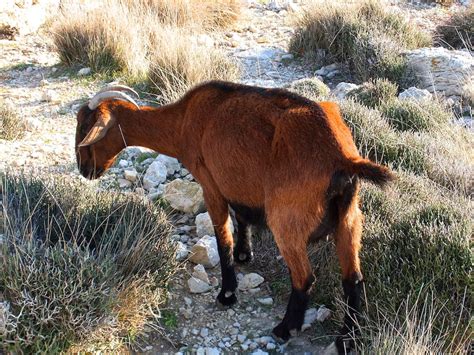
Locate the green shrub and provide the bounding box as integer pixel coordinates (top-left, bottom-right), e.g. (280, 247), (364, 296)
(436, 5), (473, 51)
(348, 78), (398, 108)
(289, 0), (431, 83)
(0, 173), (178, 352)
(286, 77), (330, 101)
(0, 102), (26, 140)
(380, 98), (453, 132)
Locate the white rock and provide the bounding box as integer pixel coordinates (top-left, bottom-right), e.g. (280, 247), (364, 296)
(303, 307), (318, 325)
(200, 327), (209, 337)
(41, 90), (60, 103)
(332, 82), (360, 100)
(175, 241), (188, 261)
(205, 348), (220, 355)
(316, 306), (331, 322)
(398, 87), (433, 101)
(189, 235), (220, 268)
(143, 160), (167, 190)
(192, 264), (210, 284)
(257, 297), (273, 306)
(252, 349), (269, 355)
(188, 276), (212, 293)
(77, 67), (91, 76)
(195, 212), (234, 238)
(266, 343), (276, 350)
(155, 155), (180, 176)
(117, 178), (132, 188)
(237, 334), (247, 343)
(315, 63), (340, 76)
(123, 169), (138, 182)
(405, 47), (474, 98)
(118, 159), (128, 168)
(162, 179), (204, 214)
(238, 273), (264, 290)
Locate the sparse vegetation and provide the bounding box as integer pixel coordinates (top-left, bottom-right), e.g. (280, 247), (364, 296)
(289, 0), (432, 83)
(436, 5), (473, 51)
(51, 0), (240, 101)
(0, 173), (178, 352)
(286, 77), (330, 101)
(348, 78), (398, 109)
(0, 102), (27, 140)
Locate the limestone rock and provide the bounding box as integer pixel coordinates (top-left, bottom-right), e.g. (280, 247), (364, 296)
(162, 179), (204, 214)
(332, 82), (360, 100)
(77, 67), (91, 76)
(238, 273), (264, 290)
(123, 169), (138, 182)
(155, 155), (180, 176)
(189, 235), (220, 268)
(192, 264), (210, 284)
(188, 276), (212, 293)
(405, 47), (474, 99)
(143, 160), (167, 190)
(195, 212), (234, 238)
(399, 87), (433, 101)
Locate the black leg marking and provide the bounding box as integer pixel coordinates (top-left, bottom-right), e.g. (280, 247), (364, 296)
(272, 275), (315, 342)
(233, 216), (253, 263)
(336, 272), (364, 354)
(215, 231), (237, 307)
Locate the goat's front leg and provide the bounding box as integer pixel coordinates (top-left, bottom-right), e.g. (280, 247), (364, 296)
(202, 188), (238, 307)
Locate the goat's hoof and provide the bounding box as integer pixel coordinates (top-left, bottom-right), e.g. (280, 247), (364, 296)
(216, 290), (237, 308)
(233, 249), (253, 264)
(272, 322), (290, 343)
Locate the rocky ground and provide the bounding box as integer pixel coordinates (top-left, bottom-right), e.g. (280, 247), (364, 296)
(1, 1), (472, 354)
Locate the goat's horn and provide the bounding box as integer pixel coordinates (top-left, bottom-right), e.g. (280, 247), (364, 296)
(88, 91), (140, 110)
(98, 84), (139, 98)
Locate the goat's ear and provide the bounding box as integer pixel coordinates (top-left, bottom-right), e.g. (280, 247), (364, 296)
(78, 112), (116, 147)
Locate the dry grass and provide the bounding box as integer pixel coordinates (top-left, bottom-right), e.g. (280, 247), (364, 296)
(436, 5), (473, 51)
(0, 173), (179, 352)
(289, 0), (431, 83)
(147, 26), (240, 103)
(51, 0), (240, 99)
(0, 102), (26, 140)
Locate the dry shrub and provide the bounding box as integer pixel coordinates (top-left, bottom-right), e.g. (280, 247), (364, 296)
(348, 78), (398, 109)
(147, 26), (240, 103)
(289, 0), (431, 83)
(0, 102), (27, 140)
(285, 77), (330, 101)
(0, 173), (178, 352)
(436, 5), (473, 51)
(52, 0), (240, 97)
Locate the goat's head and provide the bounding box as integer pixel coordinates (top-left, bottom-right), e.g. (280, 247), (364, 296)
(75, 85), (140, 179)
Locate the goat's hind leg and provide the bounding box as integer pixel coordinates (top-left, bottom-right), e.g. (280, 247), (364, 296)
(233, 212), (253, 263)
(334, 191), (364, 354)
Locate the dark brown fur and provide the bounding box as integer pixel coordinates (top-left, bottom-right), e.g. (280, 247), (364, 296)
(75, 81), (395, 352)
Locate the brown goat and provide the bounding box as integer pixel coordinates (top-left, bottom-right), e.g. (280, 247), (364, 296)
(75, 81), (394, 353)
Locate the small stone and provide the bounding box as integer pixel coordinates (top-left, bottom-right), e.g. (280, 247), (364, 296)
(124, 169), (138, 182)
(257, 297), (273, 306)
(119, 159), (129, 168)
(155, 155), (180, 176)
(196, 212), (234, 238)
(143, 160), (167, 190)
(117, 178), (132, 188)
(281, 53), (294, 64)
(78, 67), (91, 76)
(41, 90), (60, 103)
(398, 87), (433, 101)
(192, 264), (210, 284)
(188, 277), (211, 293)
(175, 241), (189, 261)
(162, 179), (205, 214)
(200, 328), (209, 337)
(237, 334), (247, 343)
(238, 273), (264, 290)
(266, 343), (276, 350)
(316, 306), (331, 322)
(332, 82), (360, 100)
(189, 235), (220, 268)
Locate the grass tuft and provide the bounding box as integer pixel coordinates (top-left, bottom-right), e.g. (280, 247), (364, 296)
(286, 77), (330, 101)
(289, 0), (431, 83)
(436, 5), (473, 51)
(0, 173), (178, 352)
(348, 78), (398, 109)
(0, 102), (27, 140)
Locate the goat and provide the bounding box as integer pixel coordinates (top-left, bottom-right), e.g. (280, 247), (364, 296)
(75, 81), (394, 354)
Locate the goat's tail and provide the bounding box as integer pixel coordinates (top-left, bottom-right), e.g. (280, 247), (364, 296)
(348, 158), (395, 187)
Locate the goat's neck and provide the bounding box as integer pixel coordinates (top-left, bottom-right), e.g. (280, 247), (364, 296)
(119, 104), (184, 158)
